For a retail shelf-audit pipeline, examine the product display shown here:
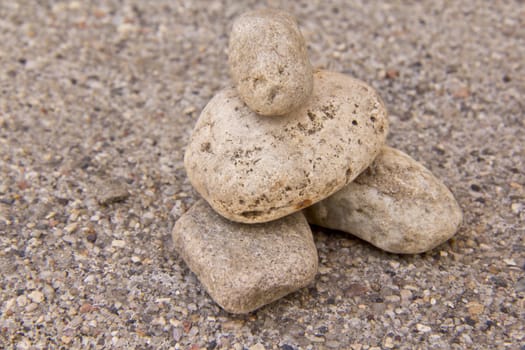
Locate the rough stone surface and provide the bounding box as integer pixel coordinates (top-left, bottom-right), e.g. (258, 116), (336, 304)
(185, 70), (388, 223)
(172, 200), (318, 314)
(228, 9), (313, 116)
(305, 146), (463, 254)
(96, 179), (130, 205)
(0, 1), (523, 349)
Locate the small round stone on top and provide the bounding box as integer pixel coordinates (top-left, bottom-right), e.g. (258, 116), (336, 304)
(228, 8), (313, 116)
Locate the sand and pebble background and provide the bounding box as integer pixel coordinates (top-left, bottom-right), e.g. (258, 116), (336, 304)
(1, 1), (524, 349)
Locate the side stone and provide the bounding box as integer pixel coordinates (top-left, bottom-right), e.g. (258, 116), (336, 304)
(172, 200), (318, 314)
(304, 147), (463, 254)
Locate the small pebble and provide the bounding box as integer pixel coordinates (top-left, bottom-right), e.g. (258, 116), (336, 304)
(400, 289), (413, 303)
(111, 240), (126, 248)
(25, 303), (39, 312)
(64, 223), (78, 234)
(466, 302), (484, 318)
(383, 337), (394, 348)
(416, 324), (432, 333)
(170, 200), (187, 220)
(385, 295), (401, 303)
(79, 303), (93, 313)
(97, 180), (129, 205)
(504, 258), (517, 266)
(515, 278), (525, 293)
(306, 334), (325, 343)
(61, 336), (72, 345)
(249, 344), (265, 350)
(388, 260), (400, 269)
(172, 327), (182, 342)
(86, 231), (97, 243)
(62, 235), (76, 244)
(28, 291), (44, 303)
(326, 340), (341, 348)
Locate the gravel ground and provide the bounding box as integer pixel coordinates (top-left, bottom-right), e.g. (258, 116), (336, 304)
(0, 1), (524, 349)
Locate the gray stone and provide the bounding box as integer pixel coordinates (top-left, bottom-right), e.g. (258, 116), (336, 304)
(171, 200), (318, 314)
(304, 147), (463, 254)
(96, 179), (130, 205)
(228, 9), (313, 116)
(185, 70), (388, 223)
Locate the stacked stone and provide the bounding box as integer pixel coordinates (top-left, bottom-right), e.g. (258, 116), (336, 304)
(173, 9), (462, 314)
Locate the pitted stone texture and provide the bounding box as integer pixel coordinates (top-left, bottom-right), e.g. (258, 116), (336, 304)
(304, 147), (463, 254)
(172, 200), (318, 314)
(185, 70), (388, 223)
(228, 9), (313, 116)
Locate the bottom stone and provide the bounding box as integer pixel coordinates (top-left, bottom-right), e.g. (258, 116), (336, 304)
(172, 200), (318, 314)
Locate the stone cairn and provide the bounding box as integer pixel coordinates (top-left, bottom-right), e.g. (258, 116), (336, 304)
(173, 9), (463, 314)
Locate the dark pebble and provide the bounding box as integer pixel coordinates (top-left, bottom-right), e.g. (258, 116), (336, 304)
(109, 305), (120, 314)
(13, 249), (25, 258)
(86, 232), (97, 243)
(464, 316), (476, 326)
(281, 345), (295, 350)
(79, 156), (92, 170)
(372, 295), (384, 303)
(490, 276), (508, 288)
(0, 197), (15, 205)
(484, 320), (495, 330)
(55, 197), (70, 205)
(317, 326), (328, 334)
(36, 222), (49, 230)
(207, 340), (217, 350)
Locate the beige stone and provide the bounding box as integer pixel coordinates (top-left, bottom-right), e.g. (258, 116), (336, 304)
(304, 147), (463, 254)
(228, 9), (313, 116)
(185, 70), (388, 223)
(172, 200), (318, 314)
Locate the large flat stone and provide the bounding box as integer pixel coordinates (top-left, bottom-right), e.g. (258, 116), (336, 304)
(185, 70), (388, 223)
(172, 200), (318, 314)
